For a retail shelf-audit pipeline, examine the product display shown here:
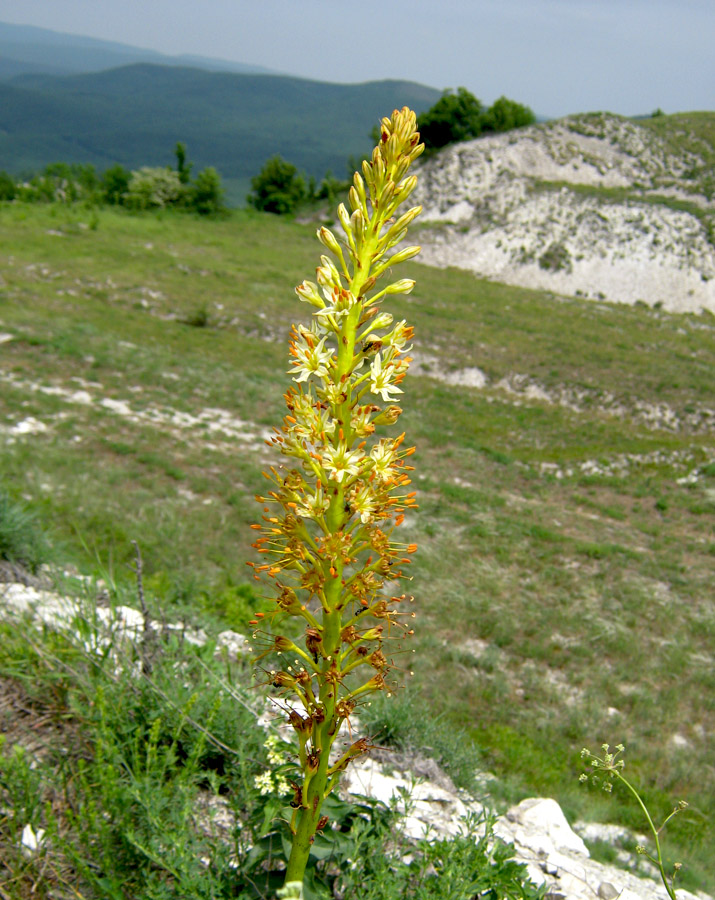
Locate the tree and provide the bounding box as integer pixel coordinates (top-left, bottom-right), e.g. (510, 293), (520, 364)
(175, 141), (193, 185)
(0, 171), (16, 202)
(247, 155), (306, 214)
(417, 87), (484, 150)
(124, 167), (183, 209)
(481, 96), (535, 133)
(416, 88), (535, 151)
(190, 166), (224, 215)
(101, 164), (131, 205)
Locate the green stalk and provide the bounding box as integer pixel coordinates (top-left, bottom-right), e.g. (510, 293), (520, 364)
(612, 771), (677, 900)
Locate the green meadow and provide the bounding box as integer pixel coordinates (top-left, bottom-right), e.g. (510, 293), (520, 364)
(1, 202), (714, 893)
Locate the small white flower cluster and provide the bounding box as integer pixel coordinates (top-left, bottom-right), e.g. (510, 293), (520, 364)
(253, 736), (291, 796)
(265, 734), (287, 765)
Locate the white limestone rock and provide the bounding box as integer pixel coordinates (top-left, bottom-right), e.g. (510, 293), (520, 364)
(498, 797), (590, 857)
(215, 629), (252, 660)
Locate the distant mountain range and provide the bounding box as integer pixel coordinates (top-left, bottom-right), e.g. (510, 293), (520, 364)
(0, 21), (277, 79)
(0, 22), (442, 203)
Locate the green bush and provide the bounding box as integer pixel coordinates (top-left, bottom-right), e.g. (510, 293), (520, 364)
(418, 87), (484, 150)
(190, 166), (225, 215)
(125, 166), (184, 210)
(175, 141), (193, 185)
(0, 170), (16, 201)
(247, 155), (306, 214)
(417, 88), (535, 151)
(102, 164), (131, 205)
(538, 241), (572, 272)
(481, 96), (536, 134)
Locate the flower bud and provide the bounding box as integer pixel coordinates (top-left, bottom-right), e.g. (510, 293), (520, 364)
(338, 202), (354, 235)
(272, 671), (297, 689)
(373, 405), (402, 425)
(274, 635), (296, 653)
(295, 280), (325, 309)
(394, 175), (418, 203)
(384, 279), (416, 296)
(369, 312), (394, 331)
(317, 226), (342, 257)
(386, 245), (421, 266)
(352, 172), (368, 210)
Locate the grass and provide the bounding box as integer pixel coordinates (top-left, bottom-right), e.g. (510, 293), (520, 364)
(0, 488), (52, 573)
(0, 593), (544, 898)
(1, 202), (714, 892)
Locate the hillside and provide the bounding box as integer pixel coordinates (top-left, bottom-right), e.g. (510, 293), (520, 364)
(0, 64), (440, 202)
(412, 111), (715, 313)
(0, 204), (713, 891)
(0, 20), (275, 79)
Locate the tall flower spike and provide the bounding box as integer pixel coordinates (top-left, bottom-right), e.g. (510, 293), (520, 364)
(248, 107), (423, 895)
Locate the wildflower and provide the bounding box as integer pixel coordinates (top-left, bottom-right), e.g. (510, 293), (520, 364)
(276, 774), (290, 795)
(295, 280), (325, 309)
(349, 482), (378, 523)
(315, 287), (358, 322)
(369, 352), (403, 402)
(323, 442), (364, 483)
(370, 440), (397, 482)
(265, 734), (287, 766)
(254, 771), (274, 796)
(294, 485), (330, 518)
(289, 327), (333, 383)
(249, 106), (423, 892)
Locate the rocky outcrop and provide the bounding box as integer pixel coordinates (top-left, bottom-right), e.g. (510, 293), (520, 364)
(342, 756), (711, 900)
(412, 113), (715, 314)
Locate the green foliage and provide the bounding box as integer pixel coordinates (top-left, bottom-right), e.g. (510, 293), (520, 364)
(538, 241), (571, 272)
(418, 87), (484, 150)
(417, 88), (535, 150)
(175, 141), (193, 185)
(201, 582), (270, 631)
(0, 489), (51, 573)
(190, 166), (225, 215)
(15, 145), (224, 215)
(0, 613), (260, 897)
(360, 690), (485, 792)
(15, 161), (100, 204)
(481, 96), (536, 134)
(327, 806), (545, 900)
(102, 163), (131, 205)
(0, 68), (440, 194)
(124, 166), (184, 210)
(247, 155), (307, 215)
(0, 606), (543, 900)
(0, 170), (16, 201)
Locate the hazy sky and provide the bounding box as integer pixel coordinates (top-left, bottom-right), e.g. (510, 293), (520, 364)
(1, 0), (713, 116)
